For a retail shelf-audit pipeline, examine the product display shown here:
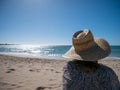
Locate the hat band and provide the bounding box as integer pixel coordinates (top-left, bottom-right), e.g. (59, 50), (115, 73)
(74, 38), (94, 46)
(75, 43), (97, 54)
(73, 38), (94, 51)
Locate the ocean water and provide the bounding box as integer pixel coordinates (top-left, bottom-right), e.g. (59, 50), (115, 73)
(0, 45), (120, 58)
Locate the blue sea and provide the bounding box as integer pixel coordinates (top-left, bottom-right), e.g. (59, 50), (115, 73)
(0, 45), (120, 59)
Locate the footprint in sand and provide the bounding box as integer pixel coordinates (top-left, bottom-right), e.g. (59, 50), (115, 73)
(6, 68), (15, 73)
(29, 69), (34, 72)
(36, 86), (45, 90)
(36, 86), (60, 90)
(29, 69), (41, 72)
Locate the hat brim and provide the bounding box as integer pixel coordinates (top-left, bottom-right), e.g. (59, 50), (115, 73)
(63, 38), (111, 61)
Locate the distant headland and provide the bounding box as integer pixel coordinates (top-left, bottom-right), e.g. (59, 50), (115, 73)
(0, 43), (19, 45)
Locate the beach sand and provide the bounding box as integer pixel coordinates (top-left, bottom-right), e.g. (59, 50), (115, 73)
(0, 54), (120, 90)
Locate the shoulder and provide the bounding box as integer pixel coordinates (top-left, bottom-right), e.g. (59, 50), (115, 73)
(99, 64), (119, 79)
(63, 60), (79, 76)
(100, 64), (116, 74)
(100, 64), (120, 89)
(63, 61), (79, 80)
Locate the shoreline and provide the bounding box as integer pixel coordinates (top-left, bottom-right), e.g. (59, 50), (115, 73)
(0, 52), (120, 60)
(0, 53), (66, 61)
(0, 54), (120, 90)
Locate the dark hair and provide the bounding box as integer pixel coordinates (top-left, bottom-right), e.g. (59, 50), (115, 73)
(69, 60), (100, 72)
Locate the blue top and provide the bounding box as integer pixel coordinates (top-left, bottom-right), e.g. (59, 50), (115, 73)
(62, 61), (120, 90)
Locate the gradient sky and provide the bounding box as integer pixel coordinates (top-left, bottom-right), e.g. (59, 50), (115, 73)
(0, 0), (120, 45)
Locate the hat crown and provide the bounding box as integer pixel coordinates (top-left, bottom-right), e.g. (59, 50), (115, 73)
(72, 29), (94, 51)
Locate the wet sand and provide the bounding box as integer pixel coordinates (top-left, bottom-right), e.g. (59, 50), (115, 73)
(0, 54), (120, 90)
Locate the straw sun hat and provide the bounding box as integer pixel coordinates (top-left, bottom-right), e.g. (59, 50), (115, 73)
(63, 29), (111, 61)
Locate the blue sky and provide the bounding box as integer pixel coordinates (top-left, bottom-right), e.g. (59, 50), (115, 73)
(0, 0), (120, 45)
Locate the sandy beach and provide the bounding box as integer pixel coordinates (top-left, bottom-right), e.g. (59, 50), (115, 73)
(0, 54), (120, 90)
